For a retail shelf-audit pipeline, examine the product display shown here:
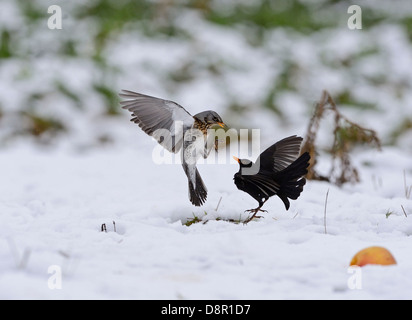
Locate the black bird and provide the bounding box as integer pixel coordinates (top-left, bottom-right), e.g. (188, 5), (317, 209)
(233, 135), (310, 223)
(119, 90), (227, 207)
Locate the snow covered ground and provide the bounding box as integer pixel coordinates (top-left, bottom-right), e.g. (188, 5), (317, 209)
(1, 0), (412, 300)
(1, 124), (412, 300)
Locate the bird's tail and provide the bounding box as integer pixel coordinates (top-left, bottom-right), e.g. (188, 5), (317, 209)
(188, 168), (208, 207)
(277, 152), (310, 210)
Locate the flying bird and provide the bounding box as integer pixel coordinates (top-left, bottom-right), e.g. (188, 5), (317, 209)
(233, 135), (310, 223)
(120, 90), (226, 207)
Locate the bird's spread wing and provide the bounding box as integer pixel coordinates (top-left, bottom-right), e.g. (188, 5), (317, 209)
(119, 90), (195, 153)
(256, 135), (303, 173)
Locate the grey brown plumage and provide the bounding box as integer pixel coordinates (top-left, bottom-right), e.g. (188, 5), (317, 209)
(120, 90), (226, 207)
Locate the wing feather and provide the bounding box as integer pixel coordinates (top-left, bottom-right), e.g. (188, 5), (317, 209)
(119, 90), (195, 153)
(256, 135), (303, 173)
(241, 174), (280, 197)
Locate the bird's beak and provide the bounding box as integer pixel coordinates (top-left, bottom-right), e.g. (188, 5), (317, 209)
(217, 122), (226, 128)
(233, 156), (240, 163)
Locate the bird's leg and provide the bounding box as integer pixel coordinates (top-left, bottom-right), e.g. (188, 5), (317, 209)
(243, 200), (268, 224)
(243, 208), (266, 222)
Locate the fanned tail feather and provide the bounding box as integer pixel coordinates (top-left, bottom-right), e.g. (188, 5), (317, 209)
(277, 152), (310, 210)
(188, 168), (208, 206)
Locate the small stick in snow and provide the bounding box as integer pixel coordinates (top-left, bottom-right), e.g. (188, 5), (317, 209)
(401, 205), (408, 218)
(324, 189), (330, 234)
(215, 196), (222, 211)
(112, 221), (117, 233)
(58, 250), (70, 258)
(7, 238), (31, 269)
(19, 249), (31, 269)
(404, 170), (412, 199)
(372, 174), (382, 191)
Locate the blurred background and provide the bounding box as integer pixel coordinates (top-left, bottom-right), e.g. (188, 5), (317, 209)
(1, 0), (412, 151)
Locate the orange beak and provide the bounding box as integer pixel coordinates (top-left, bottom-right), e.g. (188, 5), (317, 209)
(217, 122), (225, 128)
(233, 156), (240, 163)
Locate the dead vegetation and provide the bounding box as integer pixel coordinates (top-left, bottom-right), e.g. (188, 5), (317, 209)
(301, 90), (381, 186)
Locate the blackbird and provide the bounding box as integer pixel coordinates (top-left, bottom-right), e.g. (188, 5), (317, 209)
(233, 135), (310, 223)
(120, 90), (227, 207)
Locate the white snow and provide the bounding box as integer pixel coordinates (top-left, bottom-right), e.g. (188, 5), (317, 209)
(2, 0), (412, 300)
(1, 130), (412, 299)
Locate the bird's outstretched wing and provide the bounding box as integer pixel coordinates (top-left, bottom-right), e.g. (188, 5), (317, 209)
(256, 135), (303, 173)
(119, 90), (195, 153)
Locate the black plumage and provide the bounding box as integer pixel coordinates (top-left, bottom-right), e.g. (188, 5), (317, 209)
(233, 135), (310, 223)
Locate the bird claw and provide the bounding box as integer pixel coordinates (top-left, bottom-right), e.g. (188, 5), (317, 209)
(243, 208), (267, 224)
(245, 208), (267, 214)
(243, 215), (262, 224)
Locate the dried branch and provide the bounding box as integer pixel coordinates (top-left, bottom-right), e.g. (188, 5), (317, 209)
(404, 170), (412, 199)
(302, 90), (381, 186)
(324, 189), (329, 234)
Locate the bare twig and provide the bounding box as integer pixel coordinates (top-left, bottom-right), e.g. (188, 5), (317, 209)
(372, 174), (383, 191)
(324, 189), (330, 234)
(215, 196), (222, 211)
(7, 238), (31, 269)
(58, 250), (71, 258)
(19, 249), (31, 269)
(404, 170), (412, 199)
(401, 205), (408, 218)
(112, 221), (117, 233)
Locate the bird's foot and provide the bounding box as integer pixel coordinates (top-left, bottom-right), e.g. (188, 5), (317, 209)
(245, 208), (267, 214)
(243, 208), (267, 224)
